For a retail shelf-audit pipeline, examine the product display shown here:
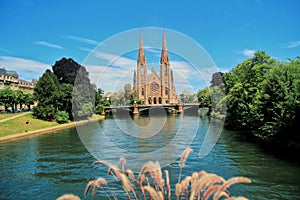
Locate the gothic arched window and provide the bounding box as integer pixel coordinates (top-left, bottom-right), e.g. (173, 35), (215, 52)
(164, 65), (167, 76)
(141, 88), (144, 96)
(141, 65), (144, 76)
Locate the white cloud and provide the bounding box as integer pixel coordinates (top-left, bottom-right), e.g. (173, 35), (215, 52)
(0, 56), (50, 80)
(94, 52), (136, 68)
(78, 47), (94, 52)
(237, 48), (256, 57)
(85, 53), (215, 94)
(35, 41), (63, 49)
(287, 41), (300, 48)
(67, 35), (99, 45)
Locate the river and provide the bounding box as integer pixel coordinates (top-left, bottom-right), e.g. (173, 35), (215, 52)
(0, 115), (299, 199)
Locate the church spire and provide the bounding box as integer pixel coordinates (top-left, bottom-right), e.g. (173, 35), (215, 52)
(162, 31), (167, 50)
(151, 58), (155, 72)
(160, 31), (169, 65)
(138, 32), (146, 65)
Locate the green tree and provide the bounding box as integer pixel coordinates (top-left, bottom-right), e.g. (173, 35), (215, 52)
(15, 90), (25, 110)
(224, 51), (274, 130)
(57, 83), (73, 119)
(72, 84), (94, 120)
(24, 93), (35, 110)
(95, 88), (104, 106)
(0, 88), (16, 112)
(255, 59), (300, 146)
(124, 83), (132, 105)
(197, 87), (211, 108)
(33, 69), (59, 120)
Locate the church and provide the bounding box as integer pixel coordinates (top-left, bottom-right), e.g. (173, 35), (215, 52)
(133, 32), (178, 105)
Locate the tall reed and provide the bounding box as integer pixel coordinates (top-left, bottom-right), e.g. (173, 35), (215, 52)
(81, 147), (251, 200)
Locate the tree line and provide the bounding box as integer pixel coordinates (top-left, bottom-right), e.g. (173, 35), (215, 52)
(198, 51), (300, 153)
(0, 88), (34, 112)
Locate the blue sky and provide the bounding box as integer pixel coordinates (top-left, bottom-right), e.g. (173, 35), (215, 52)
(0, 0), (299, 93)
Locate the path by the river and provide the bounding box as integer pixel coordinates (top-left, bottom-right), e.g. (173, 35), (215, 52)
(0, 112), (31, 123)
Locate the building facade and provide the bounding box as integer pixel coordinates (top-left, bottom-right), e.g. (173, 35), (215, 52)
(0, 68), (36, 93)
(133, 32), (178, 105)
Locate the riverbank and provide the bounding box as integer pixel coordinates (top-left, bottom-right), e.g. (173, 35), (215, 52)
(0, 114), (105, 142)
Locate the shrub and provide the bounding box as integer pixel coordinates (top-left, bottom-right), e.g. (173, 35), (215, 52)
(55, 110), (69, 124)
(95, 104), (104, 114)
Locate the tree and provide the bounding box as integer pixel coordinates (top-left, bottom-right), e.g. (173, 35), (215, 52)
(95, 88), (104, 106)
(57, 83), (73, 119)
(254, 59), (300, 145)
(0, 88), (16, 112)
(52, 58), (95, 120)
(197, 87), (210, 108)
(52, 57), (90, 86)
(33, 69), (59, 120)
(24, 93), (35, 110)
(211, 72), (224, 87)
(224, 51), (274, 130)
(15, 90), (25, 110)
(124, 83), (132, 105)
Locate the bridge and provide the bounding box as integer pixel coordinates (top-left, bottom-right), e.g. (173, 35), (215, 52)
(103, 103), (203, 116)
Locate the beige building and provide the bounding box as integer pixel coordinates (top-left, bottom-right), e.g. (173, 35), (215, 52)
(0, 68), (36, 93)
(133, 32), (178, 105)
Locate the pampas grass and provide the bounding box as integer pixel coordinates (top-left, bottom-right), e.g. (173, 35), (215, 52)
(82, 147), (251, 200)
(178, 147), (193, 183)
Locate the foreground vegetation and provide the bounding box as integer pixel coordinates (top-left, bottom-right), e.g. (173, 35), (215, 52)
(58, 148), (251, 200)
(198, 52), (300, 153)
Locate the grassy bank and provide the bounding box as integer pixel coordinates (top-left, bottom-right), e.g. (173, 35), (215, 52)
(0, 113), (59, 137)
(0, 113), (105, 140)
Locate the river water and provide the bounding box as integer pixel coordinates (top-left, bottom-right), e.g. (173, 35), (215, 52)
(0, 115), (299, 199)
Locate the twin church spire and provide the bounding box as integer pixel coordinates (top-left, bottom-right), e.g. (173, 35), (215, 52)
(137, 32), (169, 67)
(134, 31), (178, 105)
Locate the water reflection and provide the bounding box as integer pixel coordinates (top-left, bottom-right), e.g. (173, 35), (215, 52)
(76, 115), (199, 171)
(0, 115), (299, 200)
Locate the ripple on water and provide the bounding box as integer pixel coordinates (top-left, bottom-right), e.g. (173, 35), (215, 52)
(0, 116), (299, 200)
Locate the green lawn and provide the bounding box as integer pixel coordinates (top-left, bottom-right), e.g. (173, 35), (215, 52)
(0, 113), (59, 137)
(0, 112), (25, 120)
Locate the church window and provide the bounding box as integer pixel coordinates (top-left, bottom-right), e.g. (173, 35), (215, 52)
(165, 87), (169, 95)
(141, 88), (144, 96)
(164, 65), (167, 76)
(158, 97), (162, 104)
(148, 97), (152, 104)
(141, 65), (144, 75)
(151, 82), (159, 93)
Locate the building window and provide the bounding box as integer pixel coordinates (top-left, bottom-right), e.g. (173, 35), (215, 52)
(165, 87), (169, 95)
(164, 65), (167, 76)
(158, 97), (162, 104)
(141, 88), (144, 96)
(141, 65), (144, 76)
(148, 97), (152, 104)
(151, 82), (159, 93)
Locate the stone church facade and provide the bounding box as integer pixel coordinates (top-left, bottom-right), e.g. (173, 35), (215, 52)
(133, 32), (178, 105)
